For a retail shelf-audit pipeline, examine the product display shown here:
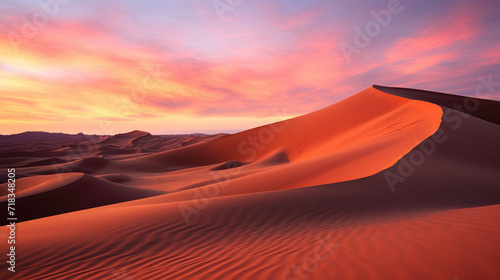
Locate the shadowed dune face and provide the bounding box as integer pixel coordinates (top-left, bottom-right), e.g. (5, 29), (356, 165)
(0, 86), (499, 279)
(374, 85), (500, 125)
(0, 173), (165, 225)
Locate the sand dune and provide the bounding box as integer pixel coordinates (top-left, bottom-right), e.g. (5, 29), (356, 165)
(1, 86), (499, 279)
(374, 85), (500, 125)
(0, 173), (165, 225)
(99, 87), (442, 196)
(0, 132), (221, 172)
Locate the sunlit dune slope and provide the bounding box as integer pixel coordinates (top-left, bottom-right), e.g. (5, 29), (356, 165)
(108, 87), (442, 197)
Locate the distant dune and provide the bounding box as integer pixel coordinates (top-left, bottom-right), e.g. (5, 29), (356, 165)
(1, 86), (499, 279)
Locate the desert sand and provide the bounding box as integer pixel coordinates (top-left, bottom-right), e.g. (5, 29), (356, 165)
(0, 86), (499, 279)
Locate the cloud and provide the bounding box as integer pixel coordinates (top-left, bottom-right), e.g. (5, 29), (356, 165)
(1, 0), (499, 134)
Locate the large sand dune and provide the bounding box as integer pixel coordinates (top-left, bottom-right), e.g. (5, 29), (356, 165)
(0, 86), (499, 279)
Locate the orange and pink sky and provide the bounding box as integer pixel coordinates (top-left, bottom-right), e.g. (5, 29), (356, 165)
(1, 0), (499, 134)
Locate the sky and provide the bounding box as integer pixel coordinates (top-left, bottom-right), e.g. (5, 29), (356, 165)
(1, 0), (499, 135)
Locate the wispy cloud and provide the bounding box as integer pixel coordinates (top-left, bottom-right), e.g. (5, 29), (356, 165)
(1, 0), (499, 134)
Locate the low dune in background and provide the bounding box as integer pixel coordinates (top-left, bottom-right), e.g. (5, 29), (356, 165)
(0, 86), (499, 279)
